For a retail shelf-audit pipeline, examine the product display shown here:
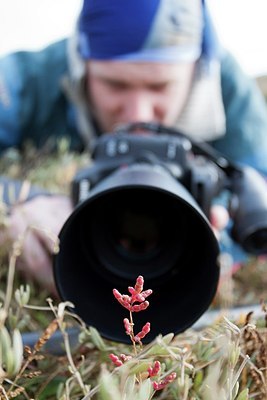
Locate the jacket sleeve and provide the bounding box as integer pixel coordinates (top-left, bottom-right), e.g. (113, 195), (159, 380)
(211, 51), (267, 176)
(0, 45), (68, 202)
(0, 40), (73, 153)
(0, 52), (31, 151)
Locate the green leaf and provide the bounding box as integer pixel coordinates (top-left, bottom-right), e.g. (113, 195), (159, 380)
(193, 370), (204, 390)
(159, 333), (175, 345)
(145, 333), (174, 356)
(123, 375), (136, 397)
(89, 326), (107, 351)
(99, 369), (122, 400)
(137, 378), (152, 400)
(5, 347), (15, 376)
(12, 329), (23, 375)
(38, 377), (65, 400)
(236, 388), (249, 400)
(124, 359), (151, 375)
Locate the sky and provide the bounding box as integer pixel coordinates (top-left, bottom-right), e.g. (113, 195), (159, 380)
(0, 0), (267, 77)
(208, 0), (267, 77)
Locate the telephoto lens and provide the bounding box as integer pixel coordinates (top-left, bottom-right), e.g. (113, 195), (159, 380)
(54, 162), (220, 343)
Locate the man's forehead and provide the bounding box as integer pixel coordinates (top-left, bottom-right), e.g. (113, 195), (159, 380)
(86, 60), (194, 82)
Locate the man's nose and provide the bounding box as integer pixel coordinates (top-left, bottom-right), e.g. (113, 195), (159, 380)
(122, 91), (156, 123)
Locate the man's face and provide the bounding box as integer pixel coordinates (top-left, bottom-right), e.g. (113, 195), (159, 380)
(86, 60), (195, 133)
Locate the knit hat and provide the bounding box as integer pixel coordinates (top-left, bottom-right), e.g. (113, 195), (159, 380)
(78, 0), (220, 63)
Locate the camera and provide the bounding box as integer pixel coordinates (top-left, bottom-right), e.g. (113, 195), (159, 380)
(53, 123), (267, 343)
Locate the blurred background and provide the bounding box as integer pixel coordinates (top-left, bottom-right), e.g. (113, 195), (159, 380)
(0, 0), (267, 79)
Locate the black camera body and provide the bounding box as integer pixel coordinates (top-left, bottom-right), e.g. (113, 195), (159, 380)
(72, 131), (224, 217)
(54, 124), (267, 343)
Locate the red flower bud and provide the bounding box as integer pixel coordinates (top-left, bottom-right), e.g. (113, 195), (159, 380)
(128, 286), (136, 295)
(133, 293), (146, 302)
(131, 301), (149, 312)
(152, 372), (177, 391)
(148, 360), (161, 377)
(120, 353), (132, 362)
(122, 294), (131, 303)
(109, 353), (123, 367)
(123, 318), (132, 335)
(113, 289), (131, 310)
(134, 275), (144, 293)
(113, 288), (122, 300)
(134, 322), (151, 342)
(141, 289), (153, 299)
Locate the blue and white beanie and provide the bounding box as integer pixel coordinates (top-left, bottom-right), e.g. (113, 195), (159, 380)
(65, 0), (225, 145)
(78, 0), (220, 63)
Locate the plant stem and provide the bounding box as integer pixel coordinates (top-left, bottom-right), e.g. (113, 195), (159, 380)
(1, 235), (24, 327)
(129, 311), (138, 357)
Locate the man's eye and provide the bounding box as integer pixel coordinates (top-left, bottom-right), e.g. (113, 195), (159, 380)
(107, 81), (128, 91)
(150, 83), (169, 93)
(149, 82), (169, 92)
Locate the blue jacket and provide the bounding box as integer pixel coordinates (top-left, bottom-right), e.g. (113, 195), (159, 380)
(0, 40), (83, 153)
(1, 39), (267, 175)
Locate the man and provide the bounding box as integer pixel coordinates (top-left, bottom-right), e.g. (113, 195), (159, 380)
(0, 0), (267, 292)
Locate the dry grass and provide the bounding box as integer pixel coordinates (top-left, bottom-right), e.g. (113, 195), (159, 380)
(0, 142), (266, 399)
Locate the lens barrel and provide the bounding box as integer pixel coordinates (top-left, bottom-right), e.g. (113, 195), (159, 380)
(231, 166), (267, 255)
(54, 164), (220, 343)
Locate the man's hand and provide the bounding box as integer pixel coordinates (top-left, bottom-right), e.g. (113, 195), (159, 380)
(1, 195), (72, 294)
(210, 204), (229, 240)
